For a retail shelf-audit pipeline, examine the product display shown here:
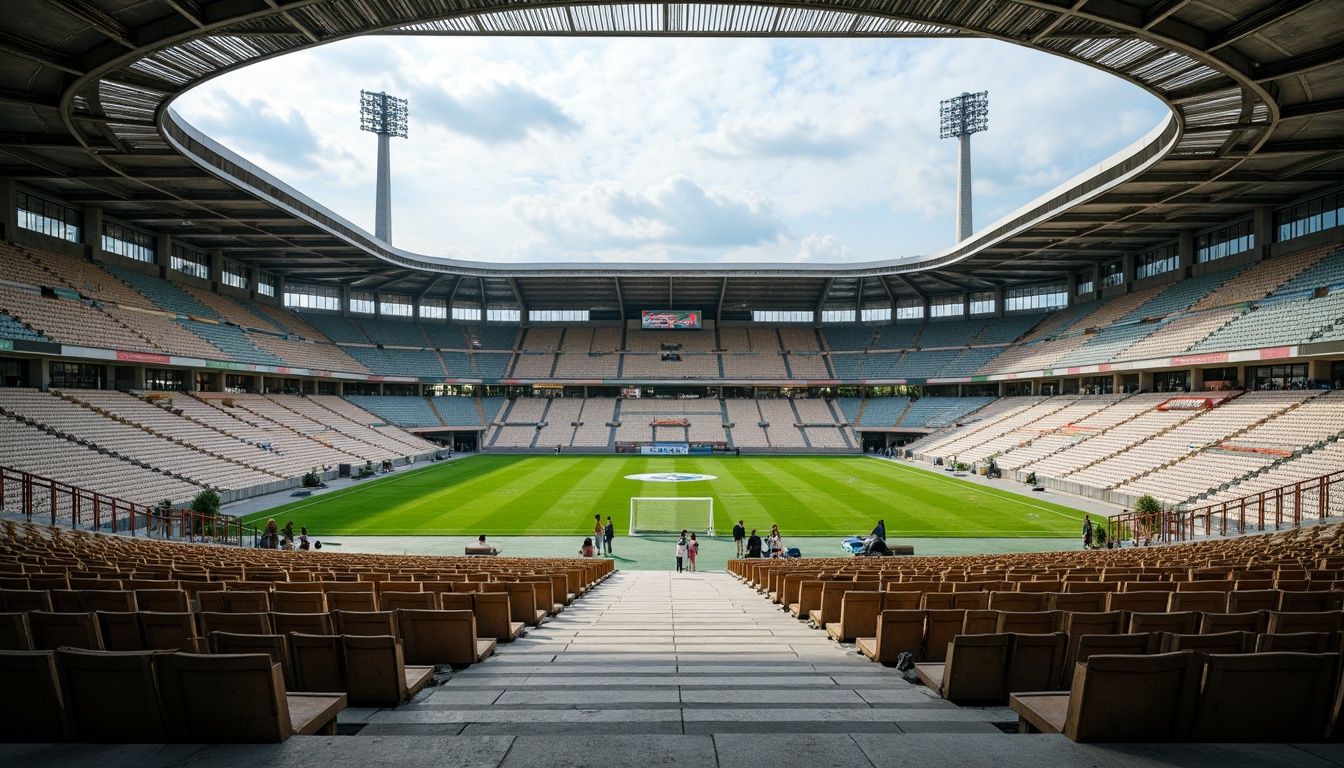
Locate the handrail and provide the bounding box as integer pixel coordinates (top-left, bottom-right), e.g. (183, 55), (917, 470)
(1106, 469), (1344, 545)
(0, 466), (246, 547)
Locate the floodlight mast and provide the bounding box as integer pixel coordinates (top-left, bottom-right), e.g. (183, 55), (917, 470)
(359, 90), (409, 244)
(939, 91), (989, 243)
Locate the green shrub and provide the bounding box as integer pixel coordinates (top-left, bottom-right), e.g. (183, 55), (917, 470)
(302, 468), (322, 488)
(190, 490), (221, 516)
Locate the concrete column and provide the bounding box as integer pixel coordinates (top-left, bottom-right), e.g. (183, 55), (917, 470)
(1178, 231), (1196, 273)
(1121, 253), (1136, 288)
(993, 286), (1004, 318)
(1137, 370), (1154, 392)
(1065, 273), (1078, 305)
(956, 133), (972, 242)
(0, 179), (18, 240)
(272, 275), (286, 307)
(1253, 206), (1274, 260)
(210, 249), (224, 287)
(375, 132), (392, 243)
(1191, 367), (1206, 391)
(374, 291), (383, 318)
(156, 234), (172, 279)
(341, 285), (351, 317)
(82, 206), (103, 256)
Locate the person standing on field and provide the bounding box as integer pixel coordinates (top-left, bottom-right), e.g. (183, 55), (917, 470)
(687, 532), (699, 572)
(594, 514), (604, 552)
(1082, 515), (1094, 550)
(746, 529), (763, 558)
(604, 516), (615, 556)
(675, 530), (688, 573)
(732, 520), (746, 558)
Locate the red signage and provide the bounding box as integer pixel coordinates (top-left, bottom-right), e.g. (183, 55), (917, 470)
(116, 351), (170, 364)
(1171, 352), (1229, 367)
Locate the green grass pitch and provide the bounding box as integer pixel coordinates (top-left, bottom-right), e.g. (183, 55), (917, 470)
(242, 455), (1088, 538)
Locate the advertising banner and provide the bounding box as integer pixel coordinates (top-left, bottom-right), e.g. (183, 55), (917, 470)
(641, 310), (701, 330)
(640, 444), (689, 455)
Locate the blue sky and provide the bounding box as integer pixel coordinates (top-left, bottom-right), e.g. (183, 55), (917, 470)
(172, 35), (1165, 265)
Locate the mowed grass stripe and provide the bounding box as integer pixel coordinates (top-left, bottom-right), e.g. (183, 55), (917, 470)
(246, 455), (1088, 538)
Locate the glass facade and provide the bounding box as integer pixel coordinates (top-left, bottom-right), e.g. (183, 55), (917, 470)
(1196, 220), (1253, 263)
(1006, 283), (1068, 312)
(102, 222), (155, 263)
(17, 191), (80, 243)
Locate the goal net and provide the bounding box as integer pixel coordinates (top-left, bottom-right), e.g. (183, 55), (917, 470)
(629, 497), (715, 536)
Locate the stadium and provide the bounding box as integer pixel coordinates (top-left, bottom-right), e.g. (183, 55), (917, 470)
(3, 0), (1344, 764)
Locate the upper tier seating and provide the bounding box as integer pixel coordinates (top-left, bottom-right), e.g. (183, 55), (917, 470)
(899, 397), (996, 429)
(346, 396), (441, 428)
(0, 312), (47, 342)
(1187, 292), (1344, 352)
(917, 320), (989, 348)
(295, 313), (369, 344)
(0, 285), (155, 352)
(1273, 246), (1344, 294)
(976, 314), (1048, 345)
(855, 397), (910, 428)
(353, 318), (429, 348)
(824, 327), (874, 351)
(872, 324), (920, 349)
(340, 347), (446, 379)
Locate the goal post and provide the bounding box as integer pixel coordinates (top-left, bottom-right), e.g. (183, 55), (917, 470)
(629, 497), (715, 536)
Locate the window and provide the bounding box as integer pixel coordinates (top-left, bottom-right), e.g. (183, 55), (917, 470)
(17, 191), (80, 243)
(861, 307), (892, 322)
(419, 298), (447, 320)
(1275, 193), (1343, 243)
(349, 291), (374, 314)
(929, 295), (964, 318)
(170, 243), (210, 280)
(1136, 243), (1179, 280)
(222, 261), (250, 291)
(969, 291), (995, 316)
(487, 308), (521, 323)
(1197, 220), (1253, 263)
(380, 294), (412, 317)
(257, 273), (276, 297)
(1101, 261), (1125, 288)
(751, 310), (812, 323)
(1006, 283), (1068, 312)
(452, 306), (482, 322)
(1076, 278), (1094, 296)
(895, 298), (924, 320)
(530, 309), (590, 322)
(821, 309), (856, 323)
(102, 222), (155, 263)
(284, 283), (340, 311)
(49, 362), (104, 389)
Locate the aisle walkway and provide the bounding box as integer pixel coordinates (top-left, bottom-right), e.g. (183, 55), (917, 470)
(6, 571), (1344, 767)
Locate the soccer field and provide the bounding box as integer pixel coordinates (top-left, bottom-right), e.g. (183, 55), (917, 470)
(242, 455), (1087, 538)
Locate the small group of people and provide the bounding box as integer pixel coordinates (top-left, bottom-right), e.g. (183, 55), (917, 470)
(259, 518), (312, 550)
(731, 521), (785, 558)
(674, 530), (699, 572)
(579, 514), (616, 558)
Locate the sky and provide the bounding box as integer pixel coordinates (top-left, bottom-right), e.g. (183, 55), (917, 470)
(171, 35), (1166, 266)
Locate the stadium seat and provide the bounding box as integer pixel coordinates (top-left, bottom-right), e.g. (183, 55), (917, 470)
(1190, 652), (1337, 742)
(339, 634), (433, 706)
(53, 648), (168, 743)
(396, 609), (494, 666)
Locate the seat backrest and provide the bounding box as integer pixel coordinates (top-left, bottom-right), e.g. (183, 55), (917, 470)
(1226, 589), (1281, 613)
(961, 609), (999, 635)
(922, 610), (966, 663)
(222, 591), (272, 614)
(471, 592), (513, 640)
(1167, 591), (1227, 614)
(996, 610), (1058, 635)
(29, 611), (104, 651)
(1065, 651), (1202, 742)
(988, 592), (1045, 612)
(1005, 632), (1067, 694)
(271, 591), (328, 614)
(1128, 611), (1198, 635)
(210, 632), (294, 691)
(838, 592), (882, 639)
(95, 611), (144, 652)
(157, 651), (291, 743)
(341, 634), (410, 706)
(1255, 631), (1331, 653)
(53, 648), (167, 743)
(198, 611), (272, 637)
(138, 611), (201, 652)
(1160, 631), (1252, 654)
(1050, 593), (1106, 613)
(80, 590), (137, 613)
(881, 592), (921, 611)
(135, 589), (189, 613)
(1066, 631), (1153, 687)
(195, 590), (230, 613)
(1192, 651), (1338, 742)
(0, 612), (33, 651)
(1265, 610), (1343, 635)
(1279, 590), (1344, 613)
(0, 589), (52, 613)
(397, 609), (478, 666)
(440, 593), (474, 612)
(271, 612), (333, 637)
(505, 582), (538, 623)
(0, 650), (66, 742)
(941, 633), (1010, 703)
(334, 610), (398, 639)
(1105, 591), (1172, 614)
(1199, 611), (1264, 634)
(325, 591), (378, 613)
(288, 633), (345, 692)
(796, 581), (825, 616)
(921, 592), (957, 610)
(380, 591), (437, 612)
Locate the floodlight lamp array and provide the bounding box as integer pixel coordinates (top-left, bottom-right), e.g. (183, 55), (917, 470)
(359, 90), (409, 139)
(939, 91), (989, 139)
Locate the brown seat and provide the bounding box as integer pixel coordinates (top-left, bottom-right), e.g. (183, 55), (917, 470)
(135, 589), (189, 613)
(915, 633), (1010, 704)
(440, 593), (474, 612)
(472, 593), (523, 641)
(340, 634), (433, 706)
(1005, 632), (1068, 693)
(29, 611), (104, 651)
(1226, 589), (1281, 613)
(1199, 611), (1265, 634)
(0, 589), (53, 613)
(1127, 611), (1198, 635)
(506, 582), (546, 626)
(1254, 632), (1331, 653)
(326, 591), (378, 613)
(1191, 652), (1338, 742)
(922, 610), (965, 663)
(1049, 593), (1106, 613)
(95, 611), (144, 651)
(828, 591), (882, 643)
(1010, 651), (1202, 742)
(0, 612), (33, 651)
(158, 651), (346, 742)
(272, 612), (334, 637)
(210, 632), (296, 691)
(0, 650), (66, 742)
(53, 648), (167, 743)
(996, 611), (1058, 635)
(1265, 610), (1343, 636)
(961, 609), (1000, 636)
(198, 611), (272, 636)
(857, 609), (924, 664)
(79, 590), (138, 613)
(271, 591), (328, 614)
(335, 610), (399, 639)
(988, 592), (1046, 612)
(380, 591), (437, 612)
(1105, 591), (1171, 614)
(1158, 631), (1252, 654)
(289, 633), (344, 693)
(1279, 590), (1343, 613)
(1167, 591), (1226, 614)
(138, 611), (204, 653)
(397, 609), (495, 666)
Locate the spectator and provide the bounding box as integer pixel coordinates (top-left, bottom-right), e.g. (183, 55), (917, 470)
(262, 519), (279, 550)
(594, 514), (604, 552)
(768, 525), (783, 557)
(298, 526), (311, 551)
(604, 516), (615, 556)
(1082, 515), (1093, 550)
(675, 530), (688, 573)
(872, 518), (886, 541)
(579, 537), (595, 558)
(732, 520), (746, 558)
(687, 532), (699, 572)
(746, 528), (763, 558)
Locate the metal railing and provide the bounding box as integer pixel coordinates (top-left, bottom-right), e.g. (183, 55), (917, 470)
(0, 466), (246, 546)
(1107, 469), (1344, 545)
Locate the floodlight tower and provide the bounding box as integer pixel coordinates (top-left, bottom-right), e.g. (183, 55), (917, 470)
(359, 90), (409, 244)
(939, 91), (989, 243)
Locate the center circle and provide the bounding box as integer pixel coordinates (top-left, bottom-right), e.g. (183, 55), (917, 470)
(624, 473), (718, 483)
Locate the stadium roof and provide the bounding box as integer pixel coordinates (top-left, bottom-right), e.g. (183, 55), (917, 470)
(2, 0), (1343, 318)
